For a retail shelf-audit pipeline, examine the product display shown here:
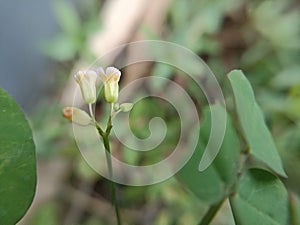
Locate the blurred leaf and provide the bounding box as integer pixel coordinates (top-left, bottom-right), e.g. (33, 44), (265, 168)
(284, 98), (300, 121)
(75, 156), (98, 181)
(29, 201), (59, 225)
(290, 84), (300, 98)
(31, 105), (75, 157)
(122, 186), (147, 204)
(240, 40), (272, 68)
(230, 169), (289, 225)
(256, 89), (287, 116)
(228, 70), (286, 177)
(250, 1), (300, 49)
(289, 193), (300, 225)
(169, 0), (190, 29)
(41, 34), (79, 61)
(140, 25), (161, 40)
(0, 88), (36, 224)
(150, 63), (174, 91)
(84, 217), (107, 225)
(178, 212), (198, 225)
(271, 67), (300, 89)
(122, 146), (140, 165)
(177, 103), (240, 204)
(152, 63), (174, 79)
(54, 0), (81, 35)
(155, 210), (172, 225)
(277, 124), (300, 155)
(278, 124), (300, 193)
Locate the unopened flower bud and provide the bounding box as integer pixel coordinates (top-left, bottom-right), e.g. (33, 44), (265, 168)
(74, 70), (97, 104)
(113, 103), (120, 111)
(105, 81), (119, 103)
(120, 103), (133, 112)
(97, 67), (121, 103)
(62, 107), (92, 126)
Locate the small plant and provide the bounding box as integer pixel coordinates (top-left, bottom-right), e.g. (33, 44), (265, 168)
(0, 67), (297, 224)
(63, 67), (132, 225)
(61, 67), (298, 224)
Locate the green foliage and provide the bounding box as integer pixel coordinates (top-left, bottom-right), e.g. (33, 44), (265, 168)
(271, 66), (300, 89)
(228, 70), (286, 177)
(41, 0), (101, 61)
(42, 34), (80, 61)
(36, 0), (300, 223)
(149, 0), (243, 80)
(249, 0), (300, 49)
(177, 103), (239, 204)
(0, 88), (36, 225)
(29, 201), (59, 225)
(230, 169), (289, 225)
(168, 0), (241, 49)
(177, 70), (292, 224)
(54, 0), (81, 36)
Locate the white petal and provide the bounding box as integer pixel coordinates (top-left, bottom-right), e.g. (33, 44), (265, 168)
(106, 67), (121, 81)
(85, 70), (97, 79)
(74, 70), (84, 83)
(96, 67), (107, 82)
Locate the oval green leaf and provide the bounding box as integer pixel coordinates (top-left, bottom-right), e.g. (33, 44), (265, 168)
(0, 88), (36, 225)
(227, 70), (286, 177)
(177, 103), (240, 204)
(230, 169), (289, 225)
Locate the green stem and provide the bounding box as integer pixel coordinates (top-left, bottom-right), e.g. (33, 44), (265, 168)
(95, 123), (105, 137)
(103, 134), (113, 178)
(102, 134), (122, 225)
(98, 103), (122, 225)
(198, 199), (225, 225)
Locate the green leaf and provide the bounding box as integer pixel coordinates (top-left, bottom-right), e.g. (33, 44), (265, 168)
(41, 34), (78, 61)
(0, 88), (36, 225)
(177, 103), (240, 204)
(54, 0), (81, 35)
(230, 169), (289, 225)
(228, 70), (286, 177)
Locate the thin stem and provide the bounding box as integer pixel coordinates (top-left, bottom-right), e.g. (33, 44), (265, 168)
(112, 109), (121, 119)
(89, 103), (106, 136)
(95, 123), (105, 137)
(103, 135), (113, 177)
(88, 103), (94, 119)
(198, 199), (225, 225)
(110, 103), (114, 117)
(97, 103), (122, 225)
(102, 133), (122, 225)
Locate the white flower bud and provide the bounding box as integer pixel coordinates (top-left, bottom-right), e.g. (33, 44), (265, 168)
(74, 70), (97, 104)
(62, 107), (92, 126)
(119, 103), (133, 112)
(114, 103), (120, 111)
(104, 81), (119, 103)
(97, 67), (121, 103)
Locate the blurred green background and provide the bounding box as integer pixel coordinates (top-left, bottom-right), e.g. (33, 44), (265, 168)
(1, 0), (299, 224)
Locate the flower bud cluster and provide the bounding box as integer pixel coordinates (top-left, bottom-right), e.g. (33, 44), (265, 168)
(74, 67), (121, 104)
(62, 66), (133, 126)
